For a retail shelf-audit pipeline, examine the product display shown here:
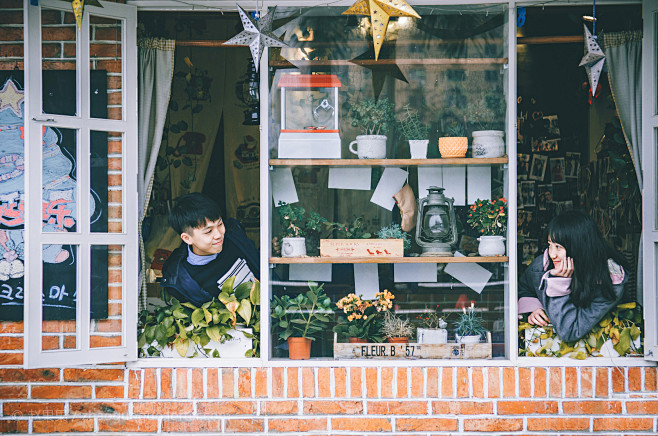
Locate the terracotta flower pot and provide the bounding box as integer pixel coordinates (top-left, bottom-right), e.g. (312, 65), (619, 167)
(386, 337), (409, 343)
(348, 337), (368, 343)
(287, 337), (311, 360)
(438, 137), (468, 158)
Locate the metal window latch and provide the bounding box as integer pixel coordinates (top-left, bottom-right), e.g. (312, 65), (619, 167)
(32, 117), (56, 122)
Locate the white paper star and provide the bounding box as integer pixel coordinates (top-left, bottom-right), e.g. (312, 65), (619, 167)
(222, 5), (288, 72)
(579, 24), (605, 94)
(0, 80), (24, 118)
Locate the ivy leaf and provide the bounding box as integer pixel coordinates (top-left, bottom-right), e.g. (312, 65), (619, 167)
(191, 308), (205, 326)
(173, 159), (181, 168)
(613, 328), (632, 355)
(250, 281), (260, 306)
(174, 337), (189, 357)
(206, 325), (222, 342)
(238, 300), (252, 325)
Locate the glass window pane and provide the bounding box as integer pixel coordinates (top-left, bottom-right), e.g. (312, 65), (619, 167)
(90, 245), (123, 348)
(42, 245), (78, 351)
(42, 7), (77, 116)
(90, 15), (123, 120)
(43, 127), (77, 233)
(91, 131), (122, 233)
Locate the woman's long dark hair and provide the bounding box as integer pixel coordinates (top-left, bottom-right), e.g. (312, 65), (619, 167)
(546, 210), (625, 308)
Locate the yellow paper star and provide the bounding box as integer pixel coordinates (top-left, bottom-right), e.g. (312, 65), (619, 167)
(72, 0), (84, 30)
(0, 80), (24, 118)
(343, 0), (420, 60)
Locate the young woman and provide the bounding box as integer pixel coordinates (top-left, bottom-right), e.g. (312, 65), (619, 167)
(518, 210), (628, 342)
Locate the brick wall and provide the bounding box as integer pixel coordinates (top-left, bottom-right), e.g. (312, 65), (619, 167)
(0, 365), (657, 434)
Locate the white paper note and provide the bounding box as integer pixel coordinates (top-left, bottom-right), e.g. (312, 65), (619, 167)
(417, 166), (443, 200)
(270, 167), (299, 206)
(467, 166), (492, 203)
(289, 264), (333, 282)
(354, 264), (379, 299)
(394, 263), (437, 283)
(328, 167), (371, 190)
(444, 251), (492, 294)
(370, 167), (408, 210)
(442, 166), (466, 206)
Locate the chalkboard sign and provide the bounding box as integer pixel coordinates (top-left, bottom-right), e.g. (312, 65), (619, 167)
(0, 71), (109, 321)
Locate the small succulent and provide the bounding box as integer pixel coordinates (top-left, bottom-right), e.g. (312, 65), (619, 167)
(454, 306), (487, 337)
(377, 224), (411, 249)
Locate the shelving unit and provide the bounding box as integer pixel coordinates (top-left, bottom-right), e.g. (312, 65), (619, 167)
(269, 256), (508, 264)
(269, 157), (508, 166)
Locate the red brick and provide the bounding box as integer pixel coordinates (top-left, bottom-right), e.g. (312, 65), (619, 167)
(42, 27), (75, 41)
(0, 44), (23, 58)
(381, 367), (393, 398)
(42, 60), (76, 71)
(411, 367), (423, 397)
(487, 367), (500, 398)
(318, 368), (331, 398)
(498, 400), (558, 414)
(304, 400), (363, 415)
(580, 367), (593, 397)
(333, 418), (391, 432)
(0, 322), (23, 333)
(238, 368), (250, 397)
(262, 400), (297, 415)
(441, 367), (453, 397)
(368, 400), (427, 415)
(533, 367), (547, 397)
(0, 420), (28, 433)
(0, 385), (28, 399)
(89, 335), (121, 348)
(133, 402), (193, 415)
(161, 419), (221, 432)
(287, 367), (298, 398)
(272, 367), (284, 398)
(334, 367), (347, 397)
(563, 400), (621, 414)
(90, 43), (123, 58)
(3, 402), (65, 416)
(0, 352), (22, 365)
(98, 418), (157, 432)
(502, 367), (515, 397)
(127, 369), (141, 398)
(41, 10), (62, 24)
(95, 28), (123, 41)
(225, 419), (263, 433)
(612, 367), (625, 393)
(528, 418), (590, 431)
(94, 60), (122, 73)
(471, 368), (484, 398)
(397, 418), (458, 432)
(302, 368), (314, 398)
(464, 418), (523, 432)
(432, 401), (493, 414)
(254, 368), (267, 398)
(69, 402), (128, 415)
(396, 367), (408, 398)
(197, 401), (255, 415)
(427, 367), (438, 397)
(269, 418), (326, 432)
(628, 367), (642, 391)
(365, 367), (378, 398)
(95, 385), (124, 399)
(0, 11), (23, 25)
(31, 385), (91, 399)
(593, 417), (653, 431)
(143, 368), (156, 399)
(33, 418), (93, 433)
(0, 27), (22, 41)
(627, 400), (658, 414)
(351, 367), (362, 398)
(518, 367), (531, 397)
(160, 368), (172, 399)
(191, 368), (203, 398)
(596, 368), (608, 397)
(222, 368), (233, 398)
(175, 368), (188, 398)
(565, 367), (578, 397)
(0, 336), (22, 350)
(0, 368), (59, 382)
(645, 367), (657, 391)
(550, 367), (562, 397)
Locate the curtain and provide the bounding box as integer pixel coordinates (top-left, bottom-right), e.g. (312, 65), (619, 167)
(603, 30), (643, 303)
(137, 38), (175, 310)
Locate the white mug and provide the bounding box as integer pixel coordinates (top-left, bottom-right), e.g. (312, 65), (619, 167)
(349, 135), (387, 159)
(282, 237), (307, 258)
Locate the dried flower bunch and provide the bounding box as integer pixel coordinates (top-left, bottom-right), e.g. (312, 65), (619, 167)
(467, 197), (508, 236)
(333, 290), (394, 342)
(381, 311), (414, 339)
(416, 305), (448, 329)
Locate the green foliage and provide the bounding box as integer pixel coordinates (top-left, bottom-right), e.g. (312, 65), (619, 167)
(137, 279), (261, 358)
(467, 197), (508, 236)
(440, 113), (467, 137)
(277, 202), (330, 239)
(271, 283), (334, 342)
(381, 311), (414, 339)
(328, 216), (372, 239)
(377, 223), (411, 249)
(467, 93), (505, 131)
(398, 104), (429, 140)
(333, 290), (395, 342)
(348, 98), (396, 136)
(454, 307), (487, 337)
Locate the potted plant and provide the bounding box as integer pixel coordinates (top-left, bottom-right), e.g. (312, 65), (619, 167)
(381, 311), (414, 343)
(466, 197), (507, 256)
(321, 216), (406, 258)
(271, 283), (333, 360)
(438, 113), (468, 158)
(415, 305), (448, 344)
(347, 97), (395, 159)
(454, 305), (488, 344)
(277, 202), (330, 257)
(334, 290), (394, 343)
(138, 278), (261, 358)
(468, 94), (506, 158)
(377, 223), (411, 254)
(398, 104), (430, 159)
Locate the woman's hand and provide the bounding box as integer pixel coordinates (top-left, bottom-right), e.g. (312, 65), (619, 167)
(550, 257), (574, 278)
(528, 308), (550, 326)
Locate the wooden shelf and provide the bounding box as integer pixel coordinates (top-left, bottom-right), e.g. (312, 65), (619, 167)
(269, 157), (508, 167)
(269, 58), (508, 68)
(269, 256), (508, 264)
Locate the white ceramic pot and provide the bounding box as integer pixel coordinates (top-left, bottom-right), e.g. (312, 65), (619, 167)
(472, 130), (505, 158)
(349, 135), (387, 159)
(477, 235), (506, 256)
(417, 328), (448, 344)
(456, 334), (482, 344)
(282, 237), (307, 257)
(408, 139), (429, 159)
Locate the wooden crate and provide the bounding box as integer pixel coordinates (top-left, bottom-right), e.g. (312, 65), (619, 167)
(333, 341), (492, 360)
(320, 239), (403, 258)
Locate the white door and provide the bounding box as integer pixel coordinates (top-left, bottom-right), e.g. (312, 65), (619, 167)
(24, 0), (138, 367)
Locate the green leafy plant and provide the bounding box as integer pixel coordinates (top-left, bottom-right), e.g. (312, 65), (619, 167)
(377, 223), (411, 249)
(329, 216), (372, 239)
(454, 306), (487, 338)
(467, 93), (505, 131)
(277, 202), (330, 239)
(271, 283), (334, 341)
(398, 104), (429, 140)
(467, 197), (508, 236)
(334, 290), (395, 342)
(381, 311), (414, 339)
(138, 278), (261, 358)
(348, 97), (396, 136)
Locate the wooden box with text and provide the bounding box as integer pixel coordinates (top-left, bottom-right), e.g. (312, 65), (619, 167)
(320, 239), (404, 258)
(333, 342), (492, 360)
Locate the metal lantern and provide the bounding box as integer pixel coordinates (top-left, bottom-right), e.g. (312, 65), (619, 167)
(235, 59), (260, 125)
(415, 186), (458, 256)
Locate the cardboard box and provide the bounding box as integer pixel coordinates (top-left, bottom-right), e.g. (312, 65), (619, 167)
(320, 239), (403, 257)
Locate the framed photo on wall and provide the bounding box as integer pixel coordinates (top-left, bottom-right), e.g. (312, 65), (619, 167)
(530, 154), (548, 181)
(550, 157), (566, 184)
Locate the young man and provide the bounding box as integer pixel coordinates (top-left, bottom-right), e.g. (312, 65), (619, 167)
(160, 193), (259, 306)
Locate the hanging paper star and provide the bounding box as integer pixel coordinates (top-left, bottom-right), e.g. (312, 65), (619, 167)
(72, 0), (84, 30)
(350, 44), (408, 100)
(579, 24), (605, 96)
(0, 80), (24, 118)
(223, 5), (288, 72)
(342, 0), (420, 61)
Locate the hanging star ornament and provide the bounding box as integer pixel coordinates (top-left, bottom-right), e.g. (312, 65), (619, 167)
(579, 24), (606, 96)
(223, 5), (288, 72)
(63, 0), (103, 31)
(0, 79), (25, 118)
(342, 0), (420, 61)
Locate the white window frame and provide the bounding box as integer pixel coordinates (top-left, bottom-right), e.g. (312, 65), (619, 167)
(23, 0), (139, 368)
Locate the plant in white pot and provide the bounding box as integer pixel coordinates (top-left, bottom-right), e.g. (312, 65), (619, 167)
(398, 104), (429, 159)
(468, 94), (506, 158)
(348, 97), (395, 159)
(416, 305), (448, 344)
(276, 202), (330, 257)
(467, 197), (507, 256)
(454, 305), (487, 344)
